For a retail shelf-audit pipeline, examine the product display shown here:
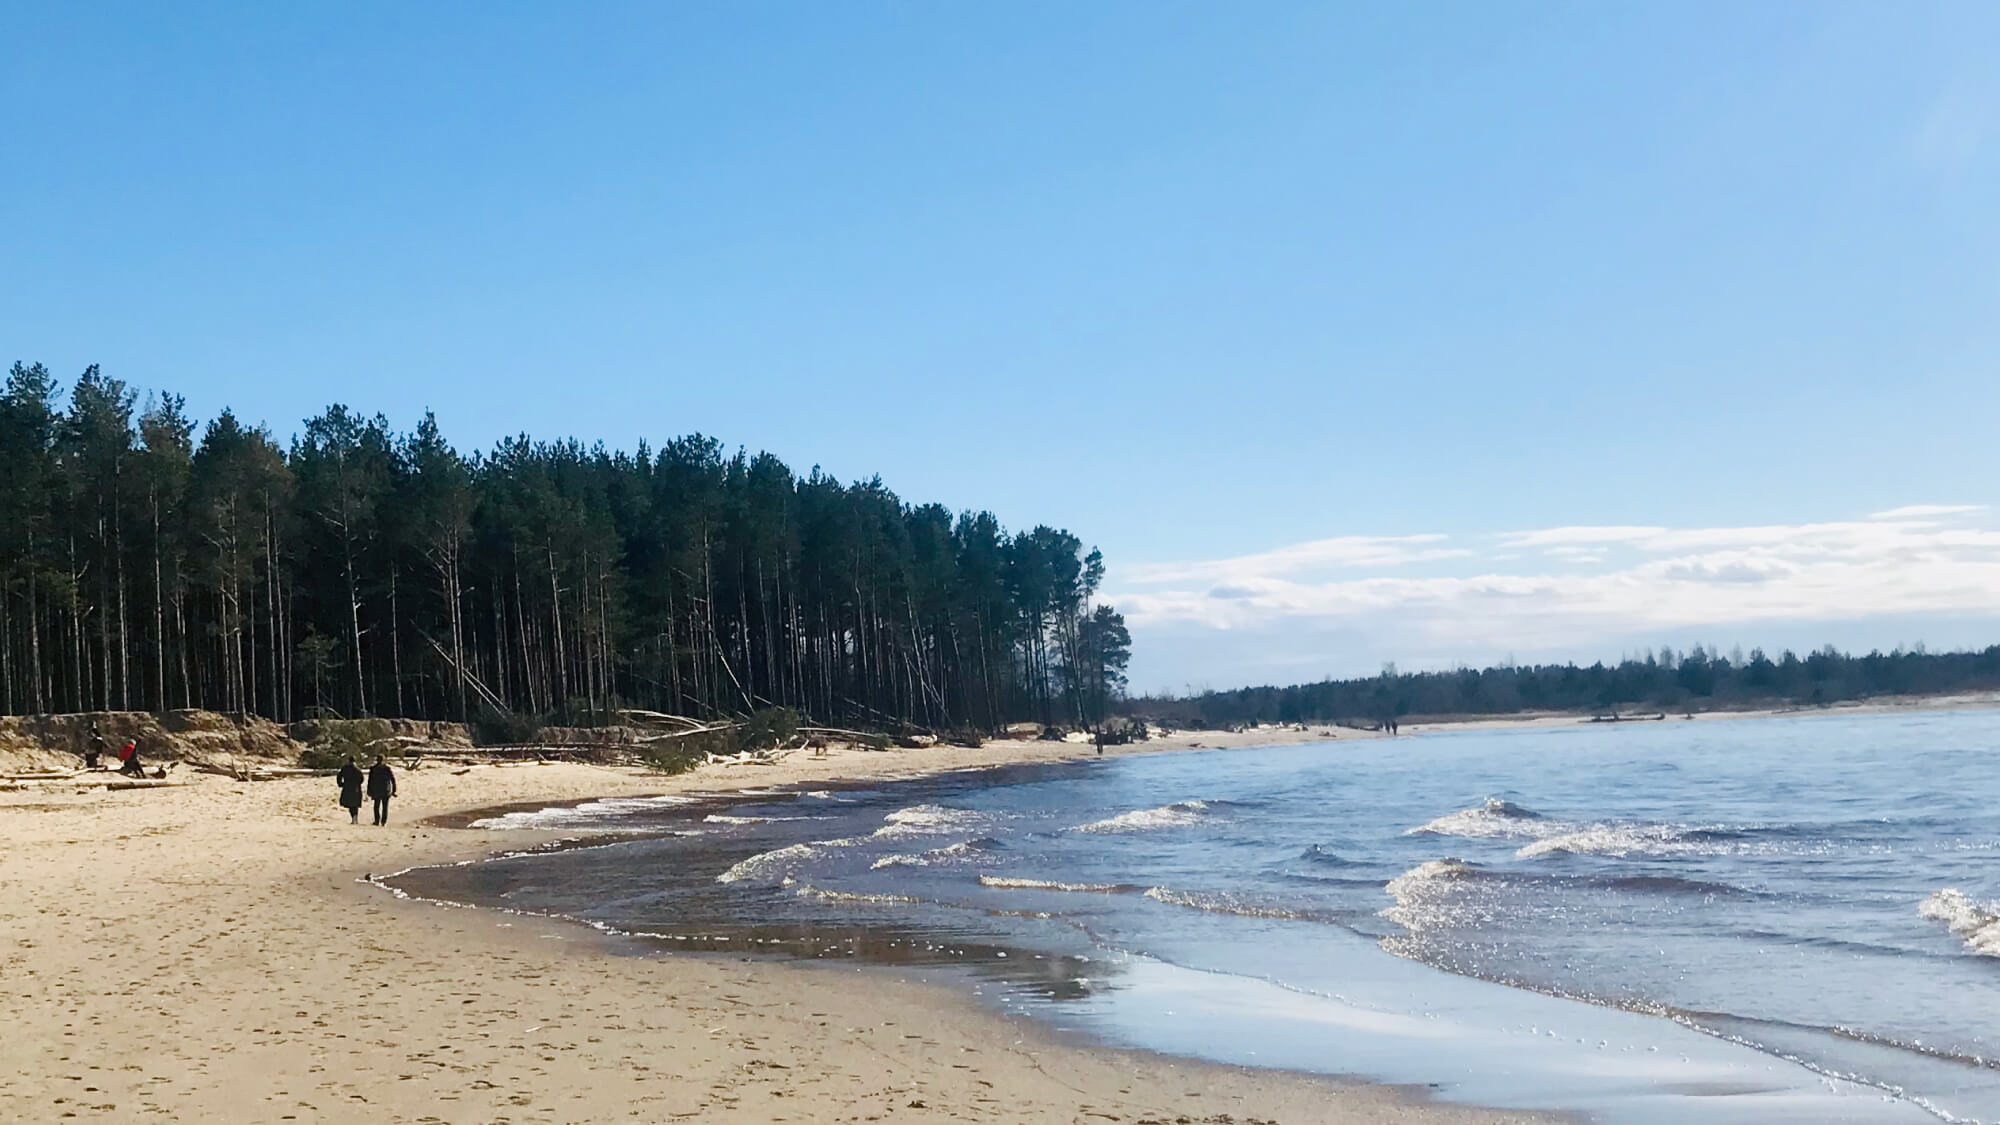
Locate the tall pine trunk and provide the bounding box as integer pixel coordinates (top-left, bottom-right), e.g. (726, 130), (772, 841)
(151, 491), (166, 711)
(343, 529), (367, 716)
(26, 530), (45, 713)
(389, 565), (404, 718)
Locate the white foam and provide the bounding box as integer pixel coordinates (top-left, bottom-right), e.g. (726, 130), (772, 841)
(714, 836), (863, 885)
(702, 813), (830, 826)
(1073, 800), (1213, 834)
(470, 794), (697, 831)
(1418, 799), (1782, 861)
(979, 875), (1127, 894)
(1143, 886), (1314, 920)
(1384, 858), (1479, 897)
(793, 884), (928, 906)
(1409, 798), (1558, 840)
(871, 803), (987, 840)
(1514, 824), (1745, 860)
(1919, 888), (2000, 957)
(1379, 859), (1485, 933)
(870, 840), (991, 869)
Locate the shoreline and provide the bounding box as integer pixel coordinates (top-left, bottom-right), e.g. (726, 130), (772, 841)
(1374, 688), (2000, 735)
(17, 697), (1991, 1121)
(2, 730), (1561, 1124)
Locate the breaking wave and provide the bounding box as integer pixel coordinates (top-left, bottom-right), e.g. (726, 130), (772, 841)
(1073, 800), (1217, 834)
(872, 803), (989, 839)
(1386, 857), (1747, 899)
(870, 838), (1002, 869)
(1919, 889), (2000, 957)
(1143, 886), (1326, 921)
(1515, 824), (1753, 859)
(715, 837), (864, 885)
(793, 884), (929, 906)
(704, 813), (830, 826)
(979, 875), (1136, 894)
(1380, 859), (1495, 933)
(1378, 858), (1760, 938)
(1384, 857), (1481, 894)
(1408, 798), (1549, 840)
(470, 794), (698, 832)
(1417, 799), (1784, 861)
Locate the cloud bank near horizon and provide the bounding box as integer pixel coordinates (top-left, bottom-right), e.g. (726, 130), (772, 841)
(1110, 505), (2000, 691)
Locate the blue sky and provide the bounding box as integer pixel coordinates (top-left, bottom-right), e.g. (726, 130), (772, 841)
(6, 3), (1998, 691)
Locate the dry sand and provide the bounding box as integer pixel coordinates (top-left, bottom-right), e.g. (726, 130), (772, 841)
(0, 729), (1560, 1125)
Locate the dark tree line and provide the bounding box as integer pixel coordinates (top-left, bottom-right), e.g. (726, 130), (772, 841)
(0, 362), (1132, 731)
(1141, 643), (2000, 728)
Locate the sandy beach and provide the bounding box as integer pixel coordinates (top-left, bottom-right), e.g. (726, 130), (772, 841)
(0, 728), (1561, 1125)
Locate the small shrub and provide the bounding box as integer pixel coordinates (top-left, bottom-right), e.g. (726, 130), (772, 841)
(299, 744), (353, 771)
(297, 717), (391, 768)
(300, 735), (368, 770)
(639, 707), (803, 774)
(642, 737), (709, 775)
(737, 707), (799, 752)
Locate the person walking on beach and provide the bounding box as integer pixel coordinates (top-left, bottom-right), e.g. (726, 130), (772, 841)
(337, 757), (365, 824)
(367, 756), (397, 826)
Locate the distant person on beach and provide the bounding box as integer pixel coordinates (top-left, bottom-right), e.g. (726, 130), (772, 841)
(337, 757), (365, 824)
(116, 739), (144, 777)
(82, 723), (104, 770)
(367, 756), (397, 826)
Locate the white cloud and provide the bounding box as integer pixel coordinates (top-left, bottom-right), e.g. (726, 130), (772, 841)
(1120, 534), (1470, 585)
(1111, 506), (2000, 681)
(1497, 526), (1666, 549)
(1869, 504), (1985, 520)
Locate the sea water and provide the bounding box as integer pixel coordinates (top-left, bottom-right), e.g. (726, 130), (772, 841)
(390, 709), (2000, 1123)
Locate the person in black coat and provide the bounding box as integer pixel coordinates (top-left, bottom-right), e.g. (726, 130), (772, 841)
(336, 757), (365, 824)
(366, 756), (397, 826)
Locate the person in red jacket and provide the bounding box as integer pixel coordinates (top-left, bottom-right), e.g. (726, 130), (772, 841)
(116, 739), (145, 777)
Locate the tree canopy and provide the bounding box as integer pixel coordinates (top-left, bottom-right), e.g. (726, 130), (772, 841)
(0, 362), (1132, 732)
(1139, 643), (2000, 728)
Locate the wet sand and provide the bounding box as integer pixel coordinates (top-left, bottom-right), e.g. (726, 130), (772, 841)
(0, 732), (1561, 1124)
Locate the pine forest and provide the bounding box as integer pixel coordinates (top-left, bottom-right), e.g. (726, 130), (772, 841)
(0, 362), (1133, 734)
